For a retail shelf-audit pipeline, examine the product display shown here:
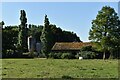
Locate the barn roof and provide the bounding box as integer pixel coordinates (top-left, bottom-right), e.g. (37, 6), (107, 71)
(51, 42), (93, 51)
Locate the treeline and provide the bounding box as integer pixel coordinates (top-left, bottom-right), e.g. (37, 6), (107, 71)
(1, 6), (120, 59)
(2, 23), (81, 58)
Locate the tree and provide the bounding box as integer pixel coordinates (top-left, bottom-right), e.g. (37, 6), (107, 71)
(0, 21), (4, 26)
(50, 24), (81, 42)
(17, 10), (28, 54)
(0, 21), (5, 28)
(89, 6), (120, 59)
(62, 31), (81, 42)
(2, 26), (19, 57)
(28, 24), (43, 42)
(40, 15), (53, 58)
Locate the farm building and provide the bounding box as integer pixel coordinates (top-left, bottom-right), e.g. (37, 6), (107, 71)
(51, 42), (93, 53)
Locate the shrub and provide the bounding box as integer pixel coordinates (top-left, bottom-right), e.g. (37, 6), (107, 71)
(6, 49), (14, 57)
(48, 52), (62, 59)
(22, 52), (33, 58)
(28, 52), (34, 57)
(61, 53), (74, 59)
(49, 52), (75, 59)
(48, 52), (55, 58)
(81, 46), (93, 51)
(55, 53), (63, 59)
(75, 53), (79, 59)
(79, 51), (96, 59)
(95, 52), (104, 59)
(39, 53), (46, 58)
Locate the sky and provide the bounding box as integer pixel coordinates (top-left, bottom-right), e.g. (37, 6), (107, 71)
(1, 2), (119, 42)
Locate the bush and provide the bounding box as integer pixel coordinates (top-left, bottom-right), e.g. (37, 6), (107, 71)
(48, 52), (55, 58)
(5, 49), (14, 57)
(38, 53), (46, 58)
(48, 52), (62, 59)
(55, 53), (63, 59)
(79, 51), (96, 59)
(22, 52), (38, 58)
(61, 53), (74, 59)
(49, 52), (75, 59)
(95, 52), (103, 59)
(81, 46), (93, 51)
(75, 53), (79, 59)
(28, 52), (34, 57)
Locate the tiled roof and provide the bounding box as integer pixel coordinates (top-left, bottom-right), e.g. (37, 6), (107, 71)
(52, 42), (92, 51)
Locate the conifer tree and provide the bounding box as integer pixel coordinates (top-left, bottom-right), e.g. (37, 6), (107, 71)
(40, 15), (52, 58)
(17, 10), (28, 54)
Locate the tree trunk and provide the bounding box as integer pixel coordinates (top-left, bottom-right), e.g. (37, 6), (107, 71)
(109, 52), (112, 59)
(103, 51), (106, 60)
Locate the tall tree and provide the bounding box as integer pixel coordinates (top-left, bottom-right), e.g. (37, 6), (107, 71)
(17, 10), (28, 54)
(0, 21), (4, 26)
(50, 24), (81, 42)
(0, 21), (5, 29)
(28, 24), (43, 42)
(40, 15), (52, 58)
(2, 26), (19, 57)
(89, 6), (120, 59)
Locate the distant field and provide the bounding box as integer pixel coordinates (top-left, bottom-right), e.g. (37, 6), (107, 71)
(2, 59), (118, 78)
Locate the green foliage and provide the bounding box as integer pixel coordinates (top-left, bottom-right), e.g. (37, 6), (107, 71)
(2, 26), (19, 57)
(2, 24), (80, 58)
(81, 46), (93, 51)
(75, 53), (79, 59)
(28, 24), (43, 42)
(17, 10), (28, 53)
(61, 53), (69, 59)
(2, 10), (84, 58)
(2, 11), (81, 58)
(48, 52), (62, 59)
(62, 31), (81, 42)
(20, 10), (27, 24)
(79, 51), (96, 59)
(25, 52), (33, 57)
(0, 21), (5, 26)
(48, 52), (75, 59)
(50, 24), (81, 42)
(80, 46), (103, 59)
(6, 49), (14, 57)
(61, 53), (74, 59)
(40, 15), (53, 58)
(89, 6), (120, 59)
(48, 53), (55, 58)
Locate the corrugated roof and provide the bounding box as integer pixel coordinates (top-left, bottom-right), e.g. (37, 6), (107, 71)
(52, 42), (92, 51)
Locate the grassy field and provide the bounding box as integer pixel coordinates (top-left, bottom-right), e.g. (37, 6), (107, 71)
(2, 59), (118, 78)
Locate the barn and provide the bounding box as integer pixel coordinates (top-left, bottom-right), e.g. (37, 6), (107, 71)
(51, 42), (93, 53)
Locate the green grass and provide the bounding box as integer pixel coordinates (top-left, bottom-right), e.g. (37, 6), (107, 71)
(2, 59), (118, 78)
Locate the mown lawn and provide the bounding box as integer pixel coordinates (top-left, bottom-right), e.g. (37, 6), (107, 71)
(1, 59), (118, 78)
